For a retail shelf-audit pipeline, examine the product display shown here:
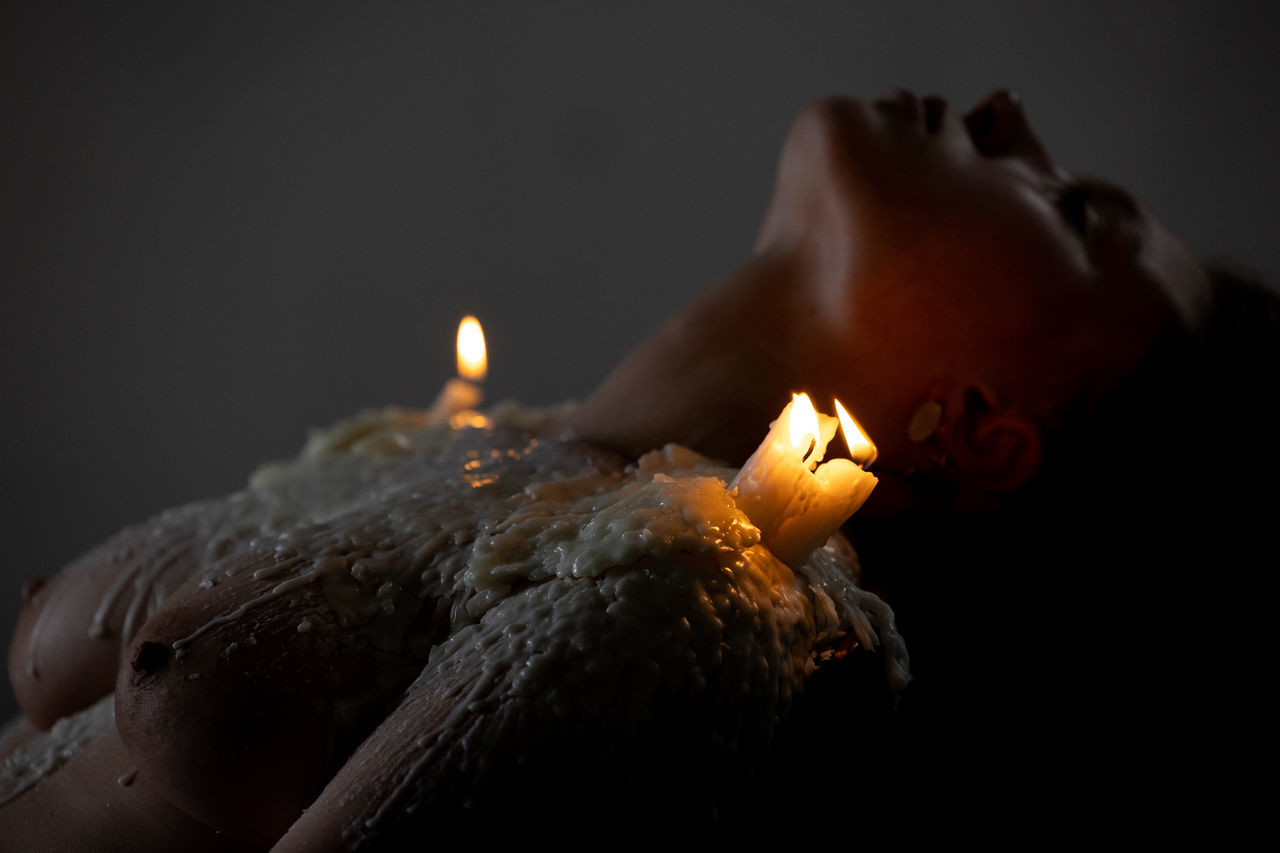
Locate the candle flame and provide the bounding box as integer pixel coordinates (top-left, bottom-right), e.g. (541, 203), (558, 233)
(456, 316), (487, 381)
(834, 398), (877, 467)
(788, 393), (820, 460)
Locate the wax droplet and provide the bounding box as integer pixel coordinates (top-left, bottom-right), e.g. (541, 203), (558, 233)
(297, 618), (313, 633)
(907, 400), (943, 443)
(117, 768), (138, 787)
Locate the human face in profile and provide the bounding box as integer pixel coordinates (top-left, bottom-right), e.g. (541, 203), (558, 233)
(758, 89), (1209, 502)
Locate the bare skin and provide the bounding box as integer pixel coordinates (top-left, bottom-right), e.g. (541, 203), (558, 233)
(114, 550), (444, 848)
(10, 515), (202, 729)
(0, 715), (39, 760)
(1, 88), (1216, 849)
(270, 646), (483, 852)
(569, 90), (1209, 514)
(0, 726), (261, 853)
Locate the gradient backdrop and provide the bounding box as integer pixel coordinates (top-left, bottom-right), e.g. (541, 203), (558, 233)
(3, 1), (1277, 720)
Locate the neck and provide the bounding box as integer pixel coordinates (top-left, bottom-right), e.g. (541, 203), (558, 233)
(566, 246), (823, 464)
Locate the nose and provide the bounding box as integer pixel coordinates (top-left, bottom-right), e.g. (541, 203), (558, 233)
(964, 90), (1062, 177)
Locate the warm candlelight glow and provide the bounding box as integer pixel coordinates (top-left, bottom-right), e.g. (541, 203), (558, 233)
(834, 398), (877, 467)
(448, 411), (493, 431)
(457, 316), (487, 382)
(788, 392), (820, 464)
(431, 316), (486, 420)
(731, 393), (878, 568)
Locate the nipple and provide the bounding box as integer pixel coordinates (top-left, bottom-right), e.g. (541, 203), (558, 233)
(131, 641), (170, 675)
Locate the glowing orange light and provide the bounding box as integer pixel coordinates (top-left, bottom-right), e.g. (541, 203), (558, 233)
(456, 316), (487, 381)
(449, 411), (493, 431)
(835, 398), (877, 467)
(788, 392), (820, 459)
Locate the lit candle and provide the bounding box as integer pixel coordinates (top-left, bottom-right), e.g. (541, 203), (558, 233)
(429, 315), (487, 419)
(731, 393), (878, 567)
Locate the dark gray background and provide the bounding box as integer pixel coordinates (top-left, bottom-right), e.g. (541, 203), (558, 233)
(3, 1), (1276, 721)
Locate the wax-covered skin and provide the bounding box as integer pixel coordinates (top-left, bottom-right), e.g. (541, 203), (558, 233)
(7, 407), (905, 846)
(9, 514), (204, 728)
(275, 540), (890, 849)
(110, 418), (626, 845)
(270, 642), (488, 852)
(114, 551), (443, 847)
(7, 408), (544, 729)
(272, 453), (902, 847)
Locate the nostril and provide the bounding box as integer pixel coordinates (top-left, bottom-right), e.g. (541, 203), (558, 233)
(964, 100), (998, 150)
(132, 640), (170, 674)
(963, 88), (1057, 172)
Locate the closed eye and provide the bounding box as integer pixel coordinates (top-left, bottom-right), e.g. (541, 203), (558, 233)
(1055, 178), (1144, 258)
(1056, 184), (1101, 238)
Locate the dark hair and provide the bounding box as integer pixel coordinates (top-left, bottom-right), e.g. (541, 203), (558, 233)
(1010, 260), (1278, 723)
(848, 264), (1279, 803)
(1028, 263), (1280, 529)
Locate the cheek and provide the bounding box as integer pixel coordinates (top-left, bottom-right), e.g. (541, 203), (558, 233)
(811, 313), (922, 468)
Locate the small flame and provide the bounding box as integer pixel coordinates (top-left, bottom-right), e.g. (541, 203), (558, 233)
(834, 398), (877, 467)
(456, 316), (487, 381)
(788, 392), (820, 459)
